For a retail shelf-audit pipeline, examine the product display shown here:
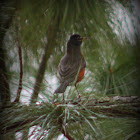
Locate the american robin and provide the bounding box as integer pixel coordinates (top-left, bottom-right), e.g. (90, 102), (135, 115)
(54, 34), (86, 94)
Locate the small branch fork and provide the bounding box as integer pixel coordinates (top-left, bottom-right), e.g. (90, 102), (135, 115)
(14, 37), (23, 103)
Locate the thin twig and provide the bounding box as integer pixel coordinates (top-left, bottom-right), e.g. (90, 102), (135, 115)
(14, 37), (23, 103)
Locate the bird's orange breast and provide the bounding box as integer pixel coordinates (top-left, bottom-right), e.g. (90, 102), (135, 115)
(76, 68), (85, 83)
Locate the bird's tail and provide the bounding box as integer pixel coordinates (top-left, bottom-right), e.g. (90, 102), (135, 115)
(54, 83), (68, 93)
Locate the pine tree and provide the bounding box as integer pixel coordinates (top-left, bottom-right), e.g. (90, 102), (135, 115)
(0, 0), (140, 139)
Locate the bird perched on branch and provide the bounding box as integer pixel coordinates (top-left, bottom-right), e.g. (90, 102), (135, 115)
(54, 34), (86, 97)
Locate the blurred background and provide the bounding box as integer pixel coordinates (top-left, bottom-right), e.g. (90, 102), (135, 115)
(1, 0), (140, 139)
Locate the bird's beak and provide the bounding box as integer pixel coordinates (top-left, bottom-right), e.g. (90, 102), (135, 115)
(81, 37), (87, 41)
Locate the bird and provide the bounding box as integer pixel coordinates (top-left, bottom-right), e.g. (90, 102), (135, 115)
(54, 34), (86, 97)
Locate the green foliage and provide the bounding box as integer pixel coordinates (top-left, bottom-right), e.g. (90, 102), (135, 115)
(1, 0), (140, 139)
(1, 99), (140, 139)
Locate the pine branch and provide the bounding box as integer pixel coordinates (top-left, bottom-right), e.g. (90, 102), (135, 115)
(1, 96), (140, 133)
(14, 37), (23, 103)
(86, 96), (140, 118)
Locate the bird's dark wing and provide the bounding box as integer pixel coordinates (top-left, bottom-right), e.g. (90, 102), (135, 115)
(58, 54), (86, 84)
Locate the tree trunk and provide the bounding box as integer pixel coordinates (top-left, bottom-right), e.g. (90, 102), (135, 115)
(0, 0), (16, 106)
(30, 25), (58, 104)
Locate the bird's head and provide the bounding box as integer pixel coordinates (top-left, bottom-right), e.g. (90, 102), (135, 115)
(68, 34), (86, 46)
